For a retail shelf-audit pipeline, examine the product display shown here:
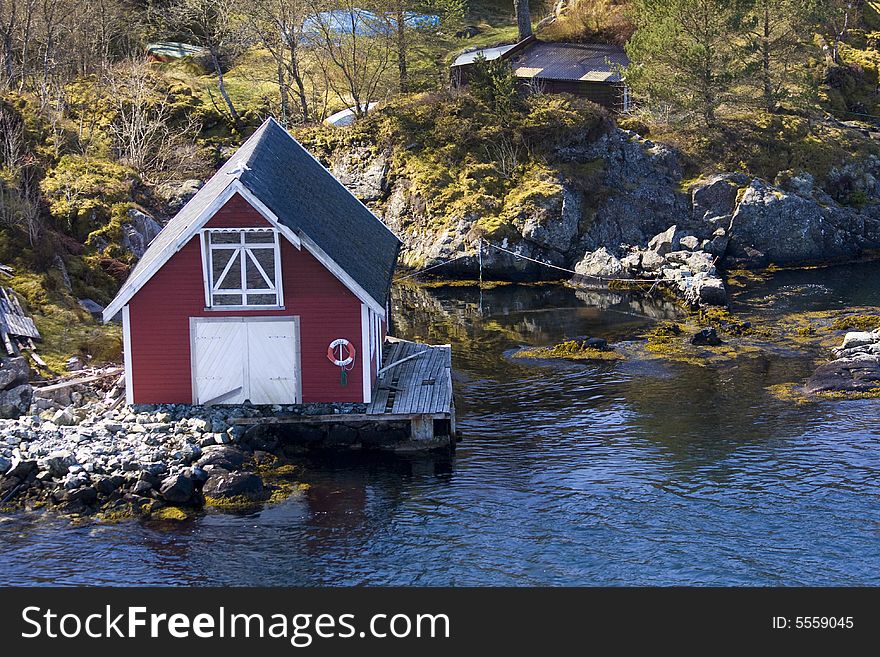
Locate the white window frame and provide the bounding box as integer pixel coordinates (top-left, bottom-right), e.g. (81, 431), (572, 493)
(200, 227), (284, 310)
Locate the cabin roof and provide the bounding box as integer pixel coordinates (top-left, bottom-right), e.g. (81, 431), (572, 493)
(509, 42), (628, 83)
(104, 118), (400, 320)
(453, 39), (629, 83)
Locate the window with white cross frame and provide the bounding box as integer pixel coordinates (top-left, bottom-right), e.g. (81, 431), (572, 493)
(201, 228), (283, 308)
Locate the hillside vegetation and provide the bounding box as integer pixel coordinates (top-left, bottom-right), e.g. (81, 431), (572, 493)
(1, 0), (880, 372)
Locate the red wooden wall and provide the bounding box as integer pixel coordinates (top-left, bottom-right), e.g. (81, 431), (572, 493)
(127, 193), (369, 404)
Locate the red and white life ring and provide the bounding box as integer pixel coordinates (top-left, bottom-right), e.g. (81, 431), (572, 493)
(327, 339), (356, 367)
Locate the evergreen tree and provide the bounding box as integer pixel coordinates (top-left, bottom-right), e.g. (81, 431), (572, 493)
(626, 0), (744, 125)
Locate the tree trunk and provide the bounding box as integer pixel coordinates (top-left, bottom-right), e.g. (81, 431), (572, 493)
(396, 4), (407, 93)
(210, 47), (241, 129)
(762, 2), (772, 112)
(276, 60), (289, 126)
(515, 0), (532, 41)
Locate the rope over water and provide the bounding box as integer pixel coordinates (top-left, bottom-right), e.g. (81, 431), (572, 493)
(394, 239), (670, 286)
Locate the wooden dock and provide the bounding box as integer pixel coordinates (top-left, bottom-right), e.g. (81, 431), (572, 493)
(231, 338), (456, 448)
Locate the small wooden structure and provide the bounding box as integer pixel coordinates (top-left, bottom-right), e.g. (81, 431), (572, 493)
(231, 338), (456, 450)
(0, 285), (41, 357)
(451, 37), (631, 112)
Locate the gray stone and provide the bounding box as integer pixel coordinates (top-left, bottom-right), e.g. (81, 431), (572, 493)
(197, 445), (245, 470)
(0, 384), (33, 419)
(521, 185), (581, 253)
(0, 357), (29, 390)
(806, 354), (880, 394)
(679, 235), (700, 251)
(203, 471), (264, 499)
(159, 472), (195, 504)
(573, 247), (628, 279)
(648, 225), (679, 256)
(51, 408), (77, 426)
(43, 450), (75, 477)
(330, 148), (388, 202)
(690, 173), (748, 224)
(156, 179), (204, 213)
(77, 298), (105, 318)
(726, 180), (864, 266)
(840, 331), (880, 351)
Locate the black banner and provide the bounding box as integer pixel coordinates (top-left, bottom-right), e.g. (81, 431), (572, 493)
(0, 587), (875, 653)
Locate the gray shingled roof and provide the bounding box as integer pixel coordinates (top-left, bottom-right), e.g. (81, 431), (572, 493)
(111, 118), (400, 315)
(509, 42), (629, 82)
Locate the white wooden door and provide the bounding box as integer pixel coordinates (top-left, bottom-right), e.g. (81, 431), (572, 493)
(192, 320), (247, 405)
(246, 320), (298, 404)
(192, 318), (298, 405)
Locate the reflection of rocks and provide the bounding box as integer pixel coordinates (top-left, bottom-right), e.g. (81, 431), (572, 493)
(805, 330), (880, 395)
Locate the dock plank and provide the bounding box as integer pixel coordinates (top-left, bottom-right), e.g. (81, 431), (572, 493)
(367, 339), (452, 418)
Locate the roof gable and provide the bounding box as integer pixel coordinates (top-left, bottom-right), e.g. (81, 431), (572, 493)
(103, 118), (400, 321)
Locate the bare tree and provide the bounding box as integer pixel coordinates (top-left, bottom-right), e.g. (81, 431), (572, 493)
(0, 101), (42, 245)
(308, 0), (393, 116)
(243, 0), (312, 125)
(106, 59), (201, 183)
(168, 0), (243, 129)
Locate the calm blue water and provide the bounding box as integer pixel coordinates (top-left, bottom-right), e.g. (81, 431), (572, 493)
(2, 263), (880, 586)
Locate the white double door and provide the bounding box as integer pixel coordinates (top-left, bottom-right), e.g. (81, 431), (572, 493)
(192, 317), (299, 405)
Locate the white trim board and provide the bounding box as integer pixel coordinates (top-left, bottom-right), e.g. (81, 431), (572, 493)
(122, 305), (134, 405)
(103, 179), (301, 322)
(297, 231), (386, 317)
(361, 303), (371, 404)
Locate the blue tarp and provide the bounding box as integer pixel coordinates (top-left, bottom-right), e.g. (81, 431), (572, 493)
(302, 9), (440, 39)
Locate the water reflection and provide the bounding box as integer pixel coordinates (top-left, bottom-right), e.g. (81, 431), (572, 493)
(2, 268), (880, 586)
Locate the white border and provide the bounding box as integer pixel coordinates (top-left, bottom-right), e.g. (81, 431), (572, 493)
(122, 305), (134, 405)
(103, 179), (301, 322)
(361, 303), (371, 404)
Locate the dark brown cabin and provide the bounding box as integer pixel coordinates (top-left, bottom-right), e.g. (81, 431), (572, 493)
(451, 37), (631, 113)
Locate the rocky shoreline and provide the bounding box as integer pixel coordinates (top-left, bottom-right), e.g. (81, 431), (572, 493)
(0, 362), (372, 518)
(329, 129), (880, 310)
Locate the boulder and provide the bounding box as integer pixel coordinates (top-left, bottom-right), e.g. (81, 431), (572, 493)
(648, 225), (679, 256)
(43, 450), (75, 478)
(574, 247), (628, 279)
(0, 383), (33, 419)
(0, 357), (29, 390)
(121, 208), (163, 260)
(202, 471), (264, 499)
(685, 274), (727, 307)
(691, 327), (723, 346)
(679, 235), (700, 251)
(51, 408), (77, 426)
(156, 179), (204, 213)
(726, 180), (864, 266)
(78, 298), (105, 319)
(521, 185), (581, 253)
(840, 331), (880, 351)
(159, 472), (195, 504)
(690, 173), (748, 225)
(640, 249), (667, 272)
(330, 147), (388, 202)
(805, 355), (880, 394)
(197, 445), (246, 471)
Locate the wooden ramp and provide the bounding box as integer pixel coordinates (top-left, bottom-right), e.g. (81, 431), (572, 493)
(368, 338), (453, 417)
(230, 338), (456, 448)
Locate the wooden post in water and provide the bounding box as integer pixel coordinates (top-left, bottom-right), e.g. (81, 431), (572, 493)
(478, 238), (483, 286)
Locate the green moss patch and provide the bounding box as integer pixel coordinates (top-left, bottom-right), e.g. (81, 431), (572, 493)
(514, 340), (623, 362)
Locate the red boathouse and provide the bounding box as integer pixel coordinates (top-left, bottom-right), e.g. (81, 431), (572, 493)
(103, 117), (401, 406)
